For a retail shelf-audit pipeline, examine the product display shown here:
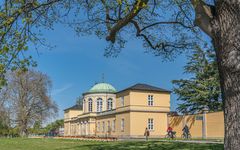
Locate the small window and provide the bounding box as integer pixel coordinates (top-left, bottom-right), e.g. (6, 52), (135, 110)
(148, 95), (154, 106)
(112, 120), (116, 132)
(148, 118), (154, 130)
(121, 118), (125, 132)
(120, 96), (124, 106)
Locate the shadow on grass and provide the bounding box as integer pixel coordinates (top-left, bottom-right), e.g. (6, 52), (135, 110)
(55, 141), (224, 150)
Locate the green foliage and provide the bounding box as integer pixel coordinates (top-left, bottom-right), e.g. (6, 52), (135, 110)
(0, 121), (9, 136)
(0, 120), (20, 137)
(172, 46), (222, 114)
(0, 0), (61, 87)
(7, 128), (20, 137)
(45, 119), (64, 132)
(28, 121), (45, 135)
(28, 119), (64, 135)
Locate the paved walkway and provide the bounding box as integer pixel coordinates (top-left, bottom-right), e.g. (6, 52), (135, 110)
(119, 138), (223, 144)
(41, 136), (224, 144)
(159, 139), (223, 144)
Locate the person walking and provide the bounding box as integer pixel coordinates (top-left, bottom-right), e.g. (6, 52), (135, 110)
(144, 127), (150, 141)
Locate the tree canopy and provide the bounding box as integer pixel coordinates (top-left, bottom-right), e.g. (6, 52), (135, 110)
(0, 0), (213, 85)
(172, 46), (222, 114)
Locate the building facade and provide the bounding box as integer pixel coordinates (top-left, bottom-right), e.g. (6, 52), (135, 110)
(168, 111), (224, 139)
(64, 83), (171, 138)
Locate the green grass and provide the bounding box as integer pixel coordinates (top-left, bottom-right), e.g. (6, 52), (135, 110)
(0, 138), (223, 150)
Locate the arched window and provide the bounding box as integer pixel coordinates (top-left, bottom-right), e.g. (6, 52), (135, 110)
(107, 98), (113, 110)
(97, 98), (102, 112)
(88, 98), (92, 112)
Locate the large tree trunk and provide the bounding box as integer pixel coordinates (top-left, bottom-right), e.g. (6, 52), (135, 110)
(212, 1), (240, 149)
(19, 120), (28, 137)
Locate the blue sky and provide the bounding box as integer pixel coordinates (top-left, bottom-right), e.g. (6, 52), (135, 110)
(29, 23), (190, 120)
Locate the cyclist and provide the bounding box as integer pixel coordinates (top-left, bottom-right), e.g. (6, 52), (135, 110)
(182, 125), (190, 139)
(167, 126), (173, 139)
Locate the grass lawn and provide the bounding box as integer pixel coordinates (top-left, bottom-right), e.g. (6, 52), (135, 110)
(0, 138), (223, 150)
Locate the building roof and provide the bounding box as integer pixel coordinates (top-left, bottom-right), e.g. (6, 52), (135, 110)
(117, 83), (171, 94)
(64, 104), (83, 111)
(84, 82), (117, 95)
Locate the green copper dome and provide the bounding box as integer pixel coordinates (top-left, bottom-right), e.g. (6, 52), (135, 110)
(88, 83), (117, 93)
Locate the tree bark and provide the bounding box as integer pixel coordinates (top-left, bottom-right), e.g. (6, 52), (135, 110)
(19, 120), (28, 137)
(212, 1), (240, 149)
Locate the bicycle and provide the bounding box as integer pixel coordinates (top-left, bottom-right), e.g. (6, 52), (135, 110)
(181, 132), (191, 139)
(165, 131), (176, 139)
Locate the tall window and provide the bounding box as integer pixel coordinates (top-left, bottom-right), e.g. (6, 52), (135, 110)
(121, 118), (125, 132)
(120, 96), (124, 106)
(112, 120), (116, 132)
(97, 122), (100, 132)
(107, 120), (110, 132)
(83, 99), (85, 112)
(148, 95), (154, 106)
(97, 98), (103, 112)
(102, 121), (105, 132)
(148, 118), (154, 130)
(88, 98), (92, 112)
(107, 98), (113, 110)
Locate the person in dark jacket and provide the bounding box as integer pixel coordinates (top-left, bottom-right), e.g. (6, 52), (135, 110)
(182, 125), (190, 138)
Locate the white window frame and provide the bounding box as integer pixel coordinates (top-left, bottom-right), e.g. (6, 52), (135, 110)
(121, 118), (125, 132)
(148, 118), (154, 130)
(88, 98), (92, 112)
(107, 98), (113, 110)
(97, 98), (103, 112)
(148, 95), (154, 106)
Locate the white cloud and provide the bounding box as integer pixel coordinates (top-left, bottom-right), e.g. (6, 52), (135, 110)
(52, 84), (73, 96)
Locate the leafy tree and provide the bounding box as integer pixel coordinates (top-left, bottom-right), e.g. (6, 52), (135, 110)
(45, 119), (64, 130)
(172, 46), (222, 114)
(0, 120), (9, 137)
(44, 119), (64, 135)
(1, 0), (240, 148)
(0, 70), (58, 137)
(8, 127), (20, 137)
(30, 121), (42, 135)
(0, 94), (11, 137)
(0, 0), (63, 86)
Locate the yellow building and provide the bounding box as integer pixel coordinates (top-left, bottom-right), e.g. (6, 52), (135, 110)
(64, 83), (171, 138)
